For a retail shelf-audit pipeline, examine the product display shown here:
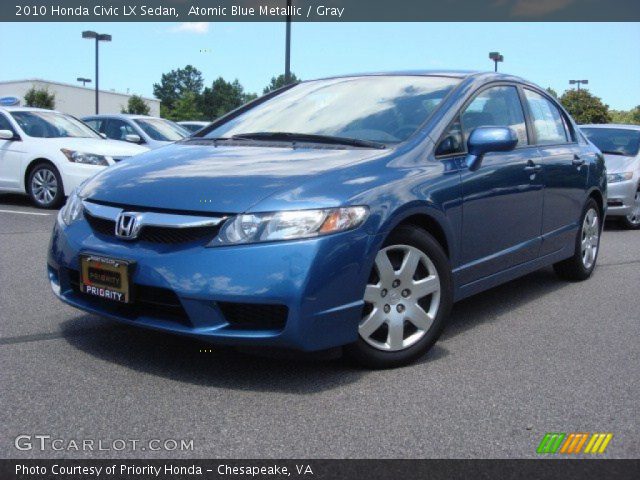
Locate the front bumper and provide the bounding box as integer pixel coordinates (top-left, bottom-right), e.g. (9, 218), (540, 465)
(60, 162), (109, 193)
(606, 178), (638, 216)
(48, 216), (380, 351)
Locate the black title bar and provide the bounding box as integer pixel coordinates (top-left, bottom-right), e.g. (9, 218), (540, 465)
(3, 0), (640, 22)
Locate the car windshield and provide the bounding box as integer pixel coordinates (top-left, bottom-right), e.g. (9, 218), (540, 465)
(203, 76), (461, 144)
(133, 118), (189, 141)
(11, 111), (101, 139)
(582, 127), (640, 157)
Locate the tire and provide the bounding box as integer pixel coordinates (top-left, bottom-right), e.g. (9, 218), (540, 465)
(27, 162), (64, 209)
(619, 187), (640, 230)
(345, 225), (453, 369)
(553, 198), (602, 281)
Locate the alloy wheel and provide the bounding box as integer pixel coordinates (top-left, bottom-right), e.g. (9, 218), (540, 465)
(359, 245), (441, 352)
(627, 190), (640, 226)
(581, 208), (600, 270)
(31, 168), (58, 205)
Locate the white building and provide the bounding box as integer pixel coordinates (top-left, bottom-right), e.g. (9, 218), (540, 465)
(0, 79), (160, 117)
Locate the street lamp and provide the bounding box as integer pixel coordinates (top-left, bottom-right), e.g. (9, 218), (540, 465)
(285, 0), (291, 83)
(489, 52), (504, 72)
(569, 79), (589, 91)
(76, 77), (91, 87)
(82, 30), (112, 114)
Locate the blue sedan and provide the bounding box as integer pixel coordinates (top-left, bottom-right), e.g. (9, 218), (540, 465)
(48, 71), (606, 368)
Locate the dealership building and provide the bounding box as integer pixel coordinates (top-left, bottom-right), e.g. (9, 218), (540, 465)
(0, 79), (160, 117)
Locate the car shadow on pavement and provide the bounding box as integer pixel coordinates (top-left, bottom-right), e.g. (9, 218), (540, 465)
(60, 317), (372, 393)
(443, 267), (567, 340)
(0, 193), (36, 207)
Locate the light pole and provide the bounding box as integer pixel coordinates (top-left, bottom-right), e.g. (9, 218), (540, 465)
(76, 77), (91, 87)
(489, 52), (504, 72)
(82, 30), (111, 114)
(569, 79), (589, 91)
(285, 0), (291, 84)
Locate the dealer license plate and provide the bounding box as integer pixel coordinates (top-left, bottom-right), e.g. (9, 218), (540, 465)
(79, 255), (131, 303)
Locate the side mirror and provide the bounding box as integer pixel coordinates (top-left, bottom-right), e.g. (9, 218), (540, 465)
(466, 126), (518, 171)
(124, 134), (141, 144)
(0, 129), (16, 140)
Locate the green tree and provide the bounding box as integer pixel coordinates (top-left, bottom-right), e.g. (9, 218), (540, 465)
(559, 89), (611, 124)
(262, 73), (300, 94)
(153, 65), (204, 113)
(610, 106), (640, 125)
(199, 77), (254, 119)
(121, 95), (150, 115)
(165, 92), (203, 122)
(24, 86), (55, 109)
(545, 87), (558, 98)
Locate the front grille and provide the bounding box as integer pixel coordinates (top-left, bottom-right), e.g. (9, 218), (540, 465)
(218, 302), (288, 331)
(85, 211), (115, 235)
(84, 210), (221, 244)
(67, 269), (190, 325)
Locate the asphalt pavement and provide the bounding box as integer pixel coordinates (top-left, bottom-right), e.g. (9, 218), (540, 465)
(1, 193), (638, 459)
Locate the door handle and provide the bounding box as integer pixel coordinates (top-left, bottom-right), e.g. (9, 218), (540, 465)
(572, 154), (586, 166)
(524, 160), (542, 172)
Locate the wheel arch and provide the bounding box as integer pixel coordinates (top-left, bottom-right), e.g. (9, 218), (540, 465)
(587, 187), (605, 218)
(378, 204), (456, 262)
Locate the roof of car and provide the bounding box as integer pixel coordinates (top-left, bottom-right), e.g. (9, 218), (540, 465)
(0, 106), (61, 113)
(311, 70), (529, 83)
(581, 123), (640, 131)
(82, 113), (162, 120)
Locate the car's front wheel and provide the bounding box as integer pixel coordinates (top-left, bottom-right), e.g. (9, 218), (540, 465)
(619, 187), (640, 230)
(27, 162), (64, 209)
(346, 225), (453, 369)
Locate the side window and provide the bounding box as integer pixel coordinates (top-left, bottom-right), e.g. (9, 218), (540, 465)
(435, 116), (464, 157)
(524, 89), (569, 145)
(84, 119), (102, 132)
(0, 113), (15, 133)
(103, 119), (136, 141)
(461, 86), (528, 146)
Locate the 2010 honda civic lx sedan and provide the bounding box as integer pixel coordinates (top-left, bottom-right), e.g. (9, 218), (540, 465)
(48, 72), (607, 368)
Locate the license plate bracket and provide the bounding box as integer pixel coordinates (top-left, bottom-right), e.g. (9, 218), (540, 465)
(79, 255), (132, 304)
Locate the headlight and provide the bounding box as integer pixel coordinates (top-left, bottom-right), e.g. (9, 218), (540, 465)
(61, 149), (109, 166)
(607, 172), (633, 183)
(59, 189), (84, 226)
(211, 207), (369, 246)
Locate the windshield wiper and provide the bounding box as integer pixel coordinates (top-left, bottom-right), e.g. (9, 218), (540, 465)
(231, 132), (386, 149)
(600, 150), (625, 156)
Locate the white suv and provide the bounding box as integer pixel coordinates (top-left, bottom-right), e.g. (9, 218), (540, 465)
(0, 107), (148, 208)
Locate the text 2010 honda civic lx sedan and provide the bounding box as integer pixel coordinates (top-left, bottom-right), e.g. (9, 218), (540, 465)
(48, 72), (607, 368)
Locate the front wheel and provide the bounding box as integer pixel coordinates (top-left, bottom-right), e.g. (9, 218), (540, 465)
(619, 188), (640, 230)
(27, 162), (64, 209)
(346, 225), (453, 369)
(553, 198), (601, 281)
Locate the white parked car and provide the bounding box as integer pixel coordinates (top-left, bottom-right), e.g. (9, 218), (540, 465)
(581, 124), (640, 229)
(0, 107), (148, 208)
(83, 114), (190, 149)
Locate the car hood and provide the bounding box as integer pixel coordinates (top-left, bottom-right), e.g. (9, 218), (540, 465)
(603, 153), (638, 174)
(33, 137), (148, 156)
(80, 142), (389, 213)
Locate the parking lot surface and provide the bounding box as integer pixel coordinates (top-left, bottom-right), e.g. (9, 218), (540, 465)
(1, 193), (638, 458)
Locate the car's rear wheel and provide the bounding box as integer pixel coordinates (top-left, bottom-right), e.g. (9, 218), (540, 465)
(346, 225), (453, 369)
(553, 198), (601, 281)
(27, 162), (64, 209)
(619, 187), (640, 230)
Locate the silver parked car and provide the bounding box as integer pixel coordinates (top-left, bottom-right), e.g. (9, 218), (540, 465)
(178, 121), (210, 134)
(82, 114), (190, 149)
(582, 124), (640, 229)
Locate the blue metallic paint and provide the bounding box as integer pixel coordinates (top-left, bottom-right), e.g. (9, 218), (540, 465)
(48, 72), (606, 351)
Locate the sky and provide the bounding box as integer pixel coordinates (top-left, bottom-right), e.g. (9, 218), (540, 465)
(1, 22), (639, 110)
